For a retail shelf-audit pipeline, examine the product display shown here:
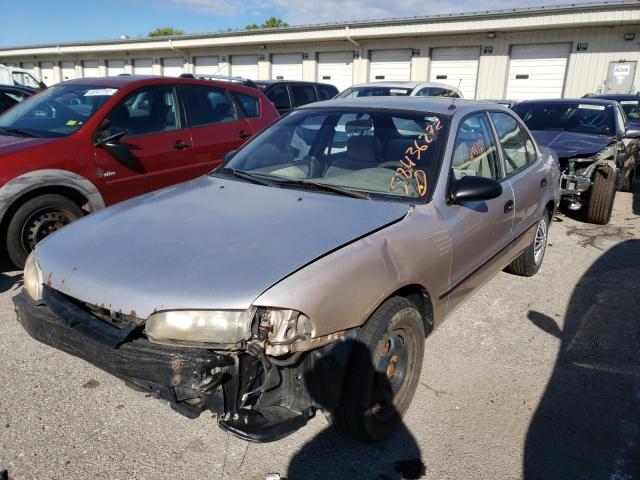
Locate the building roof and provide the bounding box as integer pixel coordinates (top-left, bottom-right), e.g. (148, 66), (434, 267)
(0, 0), (638, 54)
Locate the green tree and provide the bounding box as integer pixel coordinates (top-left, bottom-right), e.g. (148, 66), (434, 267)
(148, 27), (185, 37)
(245, 17), (289, 30)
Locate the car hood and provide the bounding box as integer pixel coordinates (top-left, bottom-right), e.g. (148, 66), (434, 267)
(37, 175), (409, 319)
(530, 130), (614, 158)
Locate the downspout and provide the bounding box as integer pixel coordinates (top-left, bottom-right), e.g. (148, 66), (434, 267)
(345, 26), (360, 47)
(168, 38), (191, 73)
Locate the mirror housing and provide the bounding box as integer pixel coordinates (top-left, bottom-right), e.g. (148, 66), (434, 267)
(624, 127), (640, 138)
(449, 175), (503, 204)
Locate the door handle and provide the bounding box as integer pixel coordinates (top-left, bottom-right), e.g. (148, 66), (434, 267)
(173, 141), (191, 150)
(504, 200), (514, 214)
(540, 177), (547, 188)
(238, 131), (253, 139)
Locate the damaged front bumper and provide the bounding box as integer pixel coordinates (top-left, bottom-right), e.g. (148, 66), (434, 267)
(13, 289), (354, 443)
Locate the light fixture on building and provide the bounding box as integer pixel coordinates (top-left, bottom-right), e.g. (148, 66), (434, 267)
(352, 50), (361, 59)
(624, 33), (635, 41)
(260, 44), (267, 49)
(411, 48), (421, 56)
(258, 54), (265, 61)
(302, 52), (309, 60)
(487, 32), (496, 38)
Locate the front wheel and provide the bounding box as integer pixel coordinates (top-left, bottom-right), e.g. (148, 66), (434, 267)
(507, 213), (549, 277)
(6, 194), (83, 268)
(332, 296), (425, 443)
(585, 166), (617, 225)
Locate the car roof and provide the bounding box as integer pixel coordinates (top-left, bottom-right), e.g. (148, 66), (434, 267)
(516, 98), (618, 106)
(588, 93), (640, 100)
(52, 75), (261, 93)
(345, 81), (459, 91)
(299, 96), (508, 115)
(255, 80), (337, 88)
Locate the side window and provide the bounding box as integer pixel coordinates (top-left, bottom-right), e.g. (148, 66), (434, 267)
(489, 112), (536, 175)
(290, 84), (318, 107)
(616, 105), (627, 133)
(105, 85), (178, 136)
(316, 85), (337, 100)
(232, 92), (260, 118)
(266, 85), (291, 110)
(12, 72), (40, 89)
(182, 84), (239, 127)
(451, 113), (501, 180)
(416, 87), (454, 97)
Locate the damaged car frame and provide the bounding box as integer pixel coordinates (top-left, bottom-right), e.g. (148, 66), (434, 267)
(15, 97), (560, 443)
(514, 98), (640, 225)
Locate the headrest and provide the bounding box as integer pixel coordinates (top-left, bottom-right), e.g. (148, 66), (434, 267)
(347, 135), (380, 163)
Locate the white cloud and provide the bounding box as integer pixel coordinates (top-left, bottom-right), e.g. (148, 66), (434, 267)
(168, 0), (596, 24)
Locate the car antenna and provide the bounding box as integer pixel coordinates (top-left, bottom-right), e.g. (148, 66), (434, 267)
(448, 78), (462, 110)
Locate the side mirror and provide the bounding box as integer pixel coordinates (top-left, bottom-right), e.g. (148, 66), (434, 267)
(449, 175), (503, 204)
(624, 127), (640, 138)
(94, 129), (127, 147)
(38, 81), (47, 90)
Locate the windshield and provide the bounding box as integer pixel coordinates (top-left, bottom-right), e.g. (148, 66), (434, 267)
(219, 108), (449, 201)
(0, 84), (118, 138)
(514, 102), (616, 136)
(336, 86), (412, 98)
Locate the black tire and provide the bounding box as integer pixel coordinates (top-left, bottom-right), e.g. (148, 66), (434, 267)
(6, 194), (82, 268)
(333, 296), (425, 443)
(621, 164), (636, 192)
(585, 166), (618, 225)
(507, 212), (549, 277)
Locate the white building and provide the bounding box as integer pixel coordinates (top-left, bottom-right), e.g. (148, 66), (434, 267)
(1, 0), (639, 99)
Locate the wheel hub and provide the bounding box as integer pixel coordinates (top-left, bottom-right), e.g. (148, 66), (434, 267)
(533, 218), (548, 265)
(22, 210), (71, 251)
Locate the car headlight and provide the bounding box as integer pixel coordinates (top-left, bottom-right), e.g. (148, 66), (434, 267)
(593, 144), (617, 162)
(145, 309), (256, 347)
(23, 251), (43, 302)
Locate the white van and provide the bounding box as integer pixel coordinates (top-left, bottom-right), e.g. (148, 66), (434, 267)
(0, 64), (45, 90)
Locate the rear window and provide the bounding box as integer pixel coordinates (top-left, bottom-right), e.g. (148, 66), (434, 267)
(336, 86), (411, 98)
(290, 84), (317, 107)
(233, 92), (260, 118)
(317, 84), (338, 100)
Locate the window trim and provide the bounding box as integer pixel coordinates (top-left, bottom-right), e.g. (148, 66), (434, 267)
(178, 83), (245, 130)
(448, 110), (505, 184)
(230, 90), (261, 119)
(99, 84), (185, 140)
(487, 109), (540, 180)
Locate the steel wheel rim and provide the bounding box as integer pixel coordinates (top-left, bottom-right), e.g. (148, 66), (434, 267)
(371, 327), (411, 421)
(21, 208), (72, 251)
(533, 218), (548, 265)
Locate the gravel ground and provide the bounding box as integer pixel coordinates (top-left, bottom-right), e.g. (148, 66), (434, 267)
(1, 184), (639, 480)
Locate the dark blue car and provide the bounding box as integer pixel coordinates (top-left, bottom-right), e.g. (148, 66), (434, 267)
(514, 99), (639, 224)
(587, 93), (640, 129)
(0, 84), (36, 114)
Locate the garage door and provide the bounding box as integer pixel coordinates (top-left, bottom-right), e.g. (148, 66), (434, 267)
(194, 56), (219, 75)
(83, 60), (100, 78)
(231, 55), (258, 79)
(39, 61), (55, 85)
(317, 52), (353, 93)
(61, 61), (76, 81)
(272, 54), (303, 81)
(369, 49), (411, 81)
(107, 60), (125, 76)
(430, 47), (480, 99)
(162, 57), (184, 77)
(20, 62), (35, 74)
(133, 58), (153, 75)
(506, 43), (571, 100)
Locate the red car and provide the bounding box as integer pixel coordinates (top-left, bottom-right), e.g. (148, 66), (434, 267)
(0, 76), (279, 267)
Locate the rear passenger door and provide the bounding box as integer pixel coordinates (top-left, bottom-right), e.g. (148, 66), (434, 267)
(180, 83), (255, 172)
(265, 84), (292, 115)
(445, 112), (514, 313)
(93, 84), (196, 203)
(289, 83), (318, 108)
(489, 111), (544, 239)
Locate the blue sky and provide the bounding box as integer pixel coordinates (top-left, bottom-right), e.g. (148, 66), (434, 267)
(0, 0), (598, 47)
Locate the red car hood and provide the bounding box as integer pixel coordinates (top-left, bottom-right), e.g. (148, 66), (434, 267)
(0, 134), (58, 155)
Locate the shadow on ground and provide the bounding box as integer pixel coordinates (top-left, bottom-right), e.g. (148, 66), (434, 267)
(287, 341), (425, 480)
(524, 239), (640, 479)
(633, 177), (640, 216)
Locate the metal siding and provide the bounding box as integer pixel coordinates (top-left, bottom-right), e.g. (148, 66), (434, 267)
(39, 61), (55, 85)
(132, 58), (153, 75)
(271, 53), (304, 80)
(82, 60), (100, 78)
(60, 61), (76, 81)
(161, 57), (184, 77)
(506, 43), (571, 99)
(106, 59), (125, 76)
(194, 55), (219, 75)
(231, 54), (258, 79)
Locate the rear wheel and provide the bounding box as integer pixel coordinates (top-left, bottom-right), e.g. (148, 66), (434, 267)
(621, 164), (636, 192)
(6, 194), (82, 268)
(507, 212), (549, 277)
(585, 166), (617, 225)
(332, 296), (425, 443)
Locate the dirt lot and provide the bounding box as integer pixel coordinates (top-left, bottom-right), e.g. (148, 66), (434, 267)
(1, 185), (639, 480)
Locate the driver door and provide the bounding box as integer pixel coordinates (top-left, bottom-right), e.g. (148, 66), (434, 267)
(93, 84), (195, 204)
(444, 112), (514, 314)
